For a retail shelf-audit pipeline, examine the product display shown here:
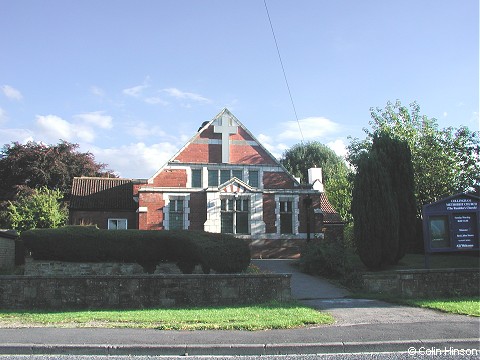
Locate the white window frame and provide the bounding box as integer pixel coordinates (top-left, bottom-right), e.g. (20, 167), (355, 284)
(220, 195), (251, 234)
(275, 195), (299, 235)
(163, 194), (190, 230)
(108, 218), (128, 230)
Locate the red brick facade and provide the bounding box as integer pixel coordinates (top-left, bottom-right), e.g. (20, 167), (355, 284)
(69, 109), (344, 256)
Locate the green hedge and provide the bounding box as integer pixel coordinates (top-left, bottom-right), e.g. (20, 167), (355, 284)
(20, 226), (250, 274)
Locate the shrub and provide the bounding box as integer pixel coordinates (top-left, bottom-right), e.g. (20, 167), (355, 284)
(299, 240), (350, 279)
(20, 227), (250, 274)
(21, 226), (169, 265)
(194, 232), (251, 274)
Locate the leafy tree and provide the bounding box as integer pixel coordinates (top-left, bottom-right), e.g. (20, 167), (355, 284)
(0, 140), (115, 201)
(0, 140), (116, 229)
(280, 141), (353, 222)
(348, 100), (480, 214)
(7, 187), (68, 232)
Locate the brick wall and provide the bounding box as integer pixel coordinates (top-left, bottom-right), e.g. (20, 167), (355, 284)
(150, 169), (187, 187)
(138, 192), (165, 230)
(263, 172), (295, 189)
(0, 273), (292, 309)
(362, 269), (480, 297)
(263, 194), (276, 233)
(189, 192), (207, 230)
(70, 210), (137, 229)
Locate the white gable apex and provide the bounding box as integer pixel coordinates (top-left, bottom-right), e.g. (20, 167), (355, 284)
(218, 177), (257, 193)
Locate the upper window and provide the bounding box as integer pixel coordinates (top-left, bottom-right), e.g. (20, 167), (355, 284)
(208, 169), (244, 186)
(248, 170), (259, 187)
(191, 169), (202, 188)
(232, 169), (243, 181)
(208, 170), (219, 186)
(108, 218), (127, 230)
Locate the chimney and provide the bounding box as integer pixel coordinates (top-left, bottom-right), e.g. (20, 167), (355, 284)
(308, 168), (324, 192)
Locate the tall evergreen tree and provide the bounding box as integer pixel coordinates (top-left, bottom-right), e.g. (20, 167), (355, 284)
(371, 132), (416, 261)
(352, 151), (399, 269)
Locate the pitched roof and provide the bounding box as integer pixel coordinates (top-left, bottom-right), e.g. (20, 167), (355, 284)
(70, 177), (137, 210)
(148, 108), (300, 186)
(320, 192), (344, 224)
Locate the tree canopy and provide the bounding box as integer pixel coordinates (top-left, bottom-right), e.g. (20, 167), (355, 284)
(348, 100), (479, 214)
(6, 187), (68, 232)
(280, 141), (353, 222)
(0, 140), (115, 201)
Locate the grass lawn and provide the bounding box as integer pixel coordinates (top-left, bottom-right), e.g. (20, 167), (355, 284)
(0, 302), (334, 330)
(352, 293), (480, 317)
(353, 286), (480, 318)
(399, 297), (480, 317)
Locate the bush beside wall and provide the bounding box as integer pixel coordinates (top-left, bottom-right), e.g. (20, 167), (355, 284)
(20, 227), (251, 274)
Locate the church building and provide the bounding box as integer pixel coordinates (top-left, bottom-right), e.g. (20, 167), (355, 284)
(69, 109), (344, 257)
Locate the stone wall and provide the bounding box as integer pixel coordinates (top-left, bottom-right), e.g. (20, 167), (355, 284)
(0, 273), (291, 310)
(24, 258), (145, 276)
(24, 259), (199, 276)
(0, 238), (15, 271)
(362, 269), (479, 298)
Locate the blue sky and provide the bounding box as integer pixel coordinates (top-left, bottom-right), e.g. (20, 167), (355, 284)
(1, 0), (478, 178)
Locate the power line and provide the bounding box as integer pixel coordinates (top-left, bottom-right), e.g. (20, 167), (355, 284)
(263, 0), (304, 143)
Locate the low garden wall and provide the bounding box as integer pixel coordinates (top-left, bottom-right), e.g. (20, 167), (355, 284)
(0, 273), (292, 310)
(362, 268), (479, 297)
(0, 237), (15, 271)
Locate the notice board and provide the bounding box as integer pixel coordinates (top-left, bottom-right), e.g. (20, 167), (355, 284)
(422, 193), (479, 253)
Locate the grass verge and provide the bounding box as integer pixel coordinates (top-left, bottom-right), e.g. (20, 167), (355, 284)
(0, 302), (334, 330)
(399, 297), (480, 317)
(352, 293), (479, 317)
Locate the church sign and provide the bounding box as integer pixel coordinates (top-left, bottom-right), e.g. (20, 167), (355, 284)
(422, 193), (479, 253)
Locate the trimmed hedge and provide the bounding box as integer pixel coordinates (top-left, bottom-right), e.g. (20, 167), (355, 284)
(20, 226), (250, 274)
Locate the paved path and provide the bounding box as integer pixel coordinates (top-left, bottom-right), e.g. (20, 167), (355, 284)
(252, 259), (479, 326)
(251, 259), (350, 300)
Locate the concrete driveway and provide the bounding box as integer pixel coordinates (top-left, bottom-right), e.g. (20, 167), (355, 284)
(251, 259), (479, 327)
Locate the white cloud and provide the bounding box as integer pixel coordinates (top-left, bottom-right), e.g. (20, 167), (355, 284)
(0, 107), (7, 124)
(277, 117), (340, 141)
(0, 128), (34, 147)
(90, 142), (178, 178)
(74, 111), (113, 129)
(123, 84), (148, 98)
(90, 86), (105, 98)
(127, 121), (167, 139)
(257, 133), (288, 159)
(36, 115), (74, 140)
(144, 96), (169, 106)
(327, 139), (348, 158)
(35, 114), (96, 143)
(163, 88), (211, 103)
(1, 85), (23, 101)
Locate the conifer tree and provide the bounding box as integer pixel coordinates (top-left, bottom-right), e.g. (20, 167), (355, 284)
(352, 151), (399, 269)
(370, 132), (416, 262)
